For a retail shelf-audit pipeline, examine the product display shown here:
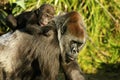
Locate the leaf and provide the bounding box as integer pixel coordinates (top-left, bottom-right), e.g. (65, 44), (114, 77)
(15, 0), (26, 9)
(9, 0), (16, 4)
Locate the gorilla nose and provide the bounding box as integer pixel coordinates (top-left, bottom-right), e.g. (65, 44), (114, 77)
(72, 48), (78, 54)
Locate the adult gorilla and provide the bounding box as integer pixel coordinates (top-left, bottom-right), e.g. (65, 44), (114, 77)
(0, 11), (86, 80)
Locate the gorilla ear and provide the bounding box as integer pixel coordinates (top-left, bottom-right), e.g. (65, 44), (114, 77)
(61, 18), (69, 35)
(61, 25), (67, 35)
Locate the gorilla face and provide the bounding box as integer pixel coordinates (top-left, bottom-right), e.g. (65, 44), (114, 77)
(53, 11), (87, 61)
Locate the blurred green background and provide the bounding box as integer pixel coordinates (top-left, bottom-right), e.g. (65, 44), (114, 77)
(0, 0), (120, 80)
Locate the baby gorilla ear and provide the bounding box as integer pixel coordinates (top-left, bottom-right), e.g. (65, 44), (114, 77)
(34, 8), (40, 16)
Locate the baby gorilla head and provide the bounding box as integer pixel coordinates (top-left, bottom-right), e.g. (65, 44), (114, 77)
(36, 4), (55, 27)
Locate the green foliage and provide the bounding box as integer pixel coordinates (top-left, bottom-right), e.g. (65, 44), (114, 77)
(0, 0), (120, 74)
(77, 0), (120, 73)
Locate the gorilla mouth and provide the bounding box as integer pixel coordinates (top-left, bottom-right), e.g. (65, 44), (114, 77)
(68, 56), (75, 61)
(66, 54), (75, 61)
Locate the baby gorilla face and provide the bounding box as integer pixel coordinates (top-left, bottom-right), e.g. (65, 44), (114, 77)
(39, 12), (54, 27)
(38, 4), (55, 27)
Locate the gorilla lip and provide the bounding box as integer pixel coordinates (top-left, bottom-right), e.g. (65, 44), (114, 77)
(66, 54), (75, 61)
(69, 56), (75, 61)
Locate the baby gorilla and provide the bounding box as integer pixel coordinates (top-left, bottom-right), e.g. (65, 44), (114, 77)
(6, 4), (55, 34)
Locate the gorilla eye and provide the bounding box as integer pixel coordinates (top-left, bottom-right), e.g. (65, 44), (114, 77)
(77, 42), (83, 47)
(71, 40), (83, 47)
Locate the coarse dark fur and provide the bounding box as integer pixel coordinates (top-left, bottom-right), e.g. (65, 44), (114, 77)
(0, 11), (86, 80)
